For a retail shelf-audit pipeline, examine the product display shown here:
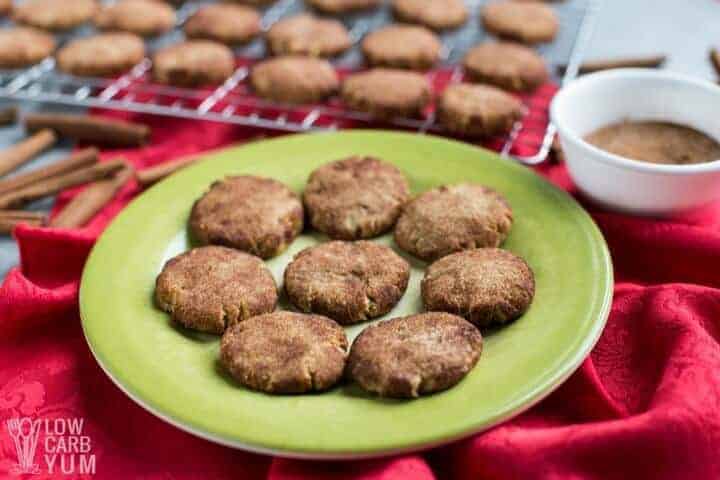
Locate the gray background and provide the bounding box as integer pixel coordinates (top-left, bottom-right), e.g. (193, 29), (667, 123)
(1, 0), (719, 279)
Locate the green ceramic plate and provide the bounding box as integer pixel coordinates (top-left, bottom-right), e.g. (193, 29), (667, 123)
(80, 131), (612, 459)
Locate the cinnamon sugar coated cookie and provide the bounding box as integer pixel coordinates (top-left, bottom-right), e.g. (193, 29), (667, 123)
(155, 246), (278, 334)
(303, 156), (410, 239)
(184, 4), (261, 45)
(305, 0), (382, 14)
(422, 248), (535, 327)
(347, 312), (483, 398)
(0, 28), (55, 68)
(438, 83), (524, 137)
(284, 241), (410, 324)
(190, 175), (304, 259)
(250, 56), (339, 104)
(220, 312), (348, 394)
(362, 24), (442, 70)
(94, 0), (176, 37)
(153, 40), (236, 87)
(481, 1), (558, 44)
(394, 183), (513, 261)
(341, 68), (431, 119)
(13, 0), (97, 31)
(57, 33), (145, 77)
(266, 14), (351, 57)
(0, 0), (11, 15)
(392, 0), (468, 30)
(463, 42), (548, 92)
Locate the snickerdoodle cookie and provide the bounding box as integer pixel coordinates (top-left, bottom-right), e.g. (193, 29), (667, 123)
(266, 14), (351, 57)
(184, 4), (261, 45)
(13, 0), (97, 31)
(305, 0), (382, 14)
(284, 241), (410, 324)
(0, 27), (55, 69)
(362, 24), (442, 70)
(481, 1), (558, 44)
(155, 246), (278, 334)
(250, 56), (339, 104)
(392, 0), (468, 30)
(153, 40), (236, 87)
(347, 312), (483, 398)
(57, 33), (145, 77)
(438, 83), (524, 137)
(94, 0), (176, 37)
(463, 42), (548, 92)
(189, 175), (304, 259)
(341, 68), (431, 119)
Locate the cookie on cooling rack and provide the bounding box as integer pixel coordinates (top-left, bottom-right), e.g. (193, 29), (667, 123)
(437, 83), (524, 138)
(347, 312), (483, 398)
(57, 33), (146, 77)
(0, 27), (55, 69)
(152, 40), (236, 87)
(305, 0), (382, 14)
(155, 246), (278, 334)
(13, 0), (97, 31)
(189, 175), (304, 259)
(394, 183), (513, 262)
(481, 1), (558, 44)
(220, 312), (348, 394)
(266, 14), (351, 58)
(361, 24), (442, 71)
(250, 56), (339, 104)
(0, 0), (12, 16)
(391, 0), (468, 30)
(341, 68), (431, 119)
(94, 0), (176, 37)
(184, 3), (261, 45)
(284, 241), (410, 324)
(463, 42), (549, 92)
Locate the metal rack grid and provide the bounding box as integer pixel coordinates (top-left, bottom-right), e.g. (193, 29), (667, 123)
(0, 0), (599, 164)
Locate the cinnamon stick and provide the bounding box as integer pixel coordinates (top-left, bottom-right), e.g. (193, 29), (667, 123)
(0, 147), (98, 196)
(137, 155), (199, 186)
(0, 129), (57, 177)
(558, 54), (667, 75)
(50, 167), (135, 228)
(710, 48), (720, 77)
(0, 159), (126, 209)
(0, 106), (18, 126)
(25, 113), (150, 147)
(0, 210), (46, 234)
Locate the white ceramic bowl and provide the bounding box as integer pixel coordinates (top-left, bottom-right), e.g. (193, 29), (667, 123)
(550, 69), (720, 216)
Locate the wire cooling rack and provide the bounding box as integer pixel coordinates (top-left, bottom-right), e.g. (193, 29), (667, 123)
(0, 0), (598, 164)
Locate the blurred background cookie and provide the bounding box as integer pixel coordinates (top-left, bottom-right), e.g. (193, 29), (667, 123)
(57, 33), (145, 77)
(0, 0), (11, 16)
(341, 68), (431, 118)
(220, 312), (348, 394)
(362, 24), (442, 70)
(481, 1), (558, 44)
(0, 27), (55, 69)
(438, 83), (524, 137)
(422, 248), (535, 327)
(184, 3), (261, 45)
(250, 56), (339, 104)
(266, 14), (351, 57)
(13, 0), (97, 31)
(305, 0), (381, 14)
(463, 42), (549, 92)
(284, 241), (410, 324)
(155, 246), (278, 334)
(94, 0), (176, 37)
(153, 40), (236, 87)
(347, 312), (482, 398)
(391, 0), (468, 30)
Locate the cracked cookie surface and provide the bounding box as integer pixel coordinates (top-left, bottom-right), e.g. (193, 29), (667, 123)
(155, 246), (278, 334)
(220, 311), (348, 394)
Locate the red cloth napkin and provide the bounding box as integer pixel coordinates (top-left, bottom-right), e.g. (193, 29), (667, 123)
(3, 90), (720, 479)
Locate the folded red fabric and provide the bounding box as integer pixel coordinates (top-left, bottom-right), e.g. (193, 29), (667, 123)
(2, 93), (720, 479)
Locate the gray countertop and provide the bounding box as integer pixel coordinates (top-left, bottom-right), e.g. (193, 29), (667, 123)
(1, 0), (719, 279)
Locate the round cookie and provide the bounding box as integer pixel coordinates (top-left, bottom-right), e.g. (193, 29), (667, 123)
(184, 4), (261, 45)
(481, 1), (558, 44)
(463, 42), (548, 92)
(220, 312), (348, 394)
(57, 33), (145, 77)
(155, 246), (278, 334)
(362, 24), (441, 70)
(422, 248), (535, 327)
(341, 68), (431, 119)
(94, 0), (175, 37)
(305, 0), (382, 14)
(225, 0), (277, 5)
(347, 312), (482, 398)
(0, 27), (56, 69)
(394, 183), (513, 262)
(190, 175), (303, 259)
(13, 0), (97, 31)
(250, 56), (339, 104)
(284, 241), (410, 324)
(153, 40), (236, 87)
(438, 83), (524, 137)
(392, 0), (468, 30)
(303, 156), (410, 239)
(0, 0), (12, 16)
(266, 14), (351, 58)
